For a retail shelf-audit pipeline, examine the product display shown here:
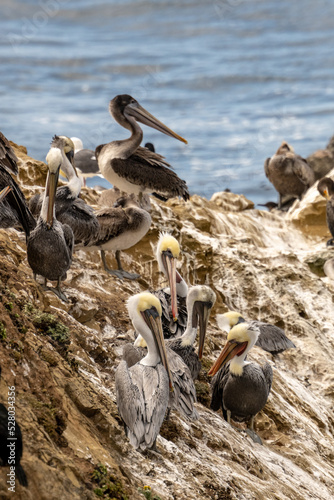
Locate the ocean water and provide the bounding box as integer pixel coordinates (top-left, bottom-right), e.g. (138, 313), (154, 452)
(1, 0), (334, 205)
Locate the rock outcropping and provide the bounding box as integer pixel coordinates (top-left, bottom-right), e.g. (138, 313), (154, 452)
(0, 145), (333, 500)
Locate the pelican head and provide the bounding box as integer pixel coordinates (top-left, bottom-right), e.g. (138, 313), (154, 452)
(187, 285), (216, 359)
(317, 177), (334, 200)
(208, 323), (259, 377)
(218, 311), (245, 333)
(109, 94), (187, 144)
(0, 186), (11, 202)
(127, 292), (173, 389)
(157, 233), (181, 322)
(45, 147), (62, 227)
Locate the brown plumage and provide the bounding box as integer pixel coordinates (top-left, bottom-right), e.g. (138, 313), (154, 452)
(264, 142), (315, 208)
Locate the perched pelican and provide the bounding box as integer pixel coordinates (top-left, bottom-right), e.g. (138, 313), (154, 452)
(29, 136), (99, 246)
(115, 292), (173, 451)
(317, 177), (334, 246)
(78, 194), (151, 280)
(264, 142), (315, 208)
(218, 311), (296, 355)
(209, 323), (273, 443)
(165, 285), (216, 380)
(71, 137), (101, 186)
(136, 285), (216, 379)
(96, 95), (189, 201)
(154, 233), (188, 338)
(0, 132), (36, 235)
(27, 145), (74, 300)
(0, 367), (28, 487)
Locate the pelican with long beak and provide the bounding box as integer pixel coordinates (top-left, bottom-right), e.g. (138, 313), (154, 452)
(209, 323), (273, 443)
(317, 177), (334, 246)
(218, 311), (296, 355)
(96, 95), (189, 201)
(154, 232), (188, 338)
(27, 146), (74, 301)
(115, 292), (173, 451)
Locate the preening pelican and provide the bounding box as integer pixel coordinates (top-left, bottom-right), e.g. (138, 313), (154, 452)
(218, 311), (296, 355)
(78, 194), (151, 280)
(29, 136), (99, 246)
(96, 95), (189, 201)
(27, 145), (74, 300)
(209, 323), (273, 443)
(166, 285), (216, 380)
(154, 232), (188, 338)
(115, 292), (173, 451)
(264, 142), (315, 208)
(0, 132), (36, 235)
(317, 177), (334, 246)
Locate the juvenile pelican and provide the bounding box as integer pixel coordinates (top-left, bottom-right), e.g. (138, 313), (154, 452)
(27, 146), (74, 300)
(209, 323), (273, 443)
(154, 233), (188, 338)
(218, 311), (296, 355)
(115, 292), (173, 451)
(29, 136), (99, 246)
(264, 142), (315, 208)
(0, 132), (36, 235)
(317, 177), (334, 246)
(78, 194), (151, 279)
(96, 95), (189, 201)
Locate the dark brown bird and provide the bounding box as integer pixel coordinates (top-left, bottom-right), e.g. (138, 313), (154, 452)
(264, 142), (315, 208)
(96, 94), (189, 202)
(317, 176), (334, 246)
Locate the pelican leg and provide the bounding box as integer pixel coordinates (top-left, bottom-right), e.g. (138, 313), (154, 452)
(244, 417), (263, 445)
(115, 250), (140, 280)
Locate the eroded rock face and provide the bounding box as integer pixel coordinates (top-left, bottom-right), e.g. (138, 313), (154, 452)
(0, 146), (333, 500)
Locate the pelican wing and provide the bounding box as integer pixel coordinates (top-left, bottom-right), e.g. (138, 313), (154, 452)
(263, 157), (271, 180)
(210, 364), (229, 412)
(167, 348), (198, 420)
(167, 338), (201, 380)
(0, 132), (18, 175)
(111, 155), (189, 201)
(292, 156), (315, 187)
(252, 321), (296, 354)
(85, 206), (131, 247)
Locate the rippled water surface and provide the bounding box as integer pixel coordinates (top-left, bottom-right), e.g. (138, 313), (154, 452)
(1, 0), (334, 204)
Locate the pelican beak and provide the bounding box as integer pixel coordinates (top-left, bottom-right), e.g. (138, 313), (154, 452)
(162, 250), (178, 321)
(45, 168), (59, 228)
(196, 301), (212, 359)
(126, 102), (188, 144)
(323, 188), (330, 200)
(142, 307), (174, 390)
(208, 339), (248, 377)
(0, 186), (11, 202)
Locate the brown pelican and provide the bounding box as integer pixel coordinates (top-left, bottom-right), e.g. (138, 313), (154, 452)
(219, 311), (296, 355)
(0, 131), (36, 235)
(136, 285), (216, 380)
(264, 142), (315, 208)
(29, 136), (99, 247)
(317, 177), (334, 246)
(96, 95), (189, 201)
(71, 137), (102, 186)
(115, 292), (173, 451)
(209, 323), (273, 443)
(27, 143), (74, 300)
(153, 233), (188, 338)
(0, 366), (28, 487)
(78, 194), (151, 280)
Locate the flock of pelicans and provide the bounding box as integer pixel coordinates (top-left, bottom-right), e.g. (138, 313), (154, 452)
(0, 94), (333, 486)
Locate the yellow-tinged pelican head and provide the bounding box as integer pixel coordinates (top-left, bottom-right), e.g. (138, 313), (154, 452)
(208, 323), (259, 377)
(187, 285), (216, 359)
(156, 233), (181, 322)
(109, 95), (188, 144)
(127, 292), (173, 389)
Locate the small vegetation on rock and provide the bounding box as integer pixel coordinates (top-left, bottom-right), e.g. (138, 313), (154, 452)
(91, 464), (129, 500)
(0, 321), (6, 340)
(32, 311), (70, 345)
(138, 485), (162, 500)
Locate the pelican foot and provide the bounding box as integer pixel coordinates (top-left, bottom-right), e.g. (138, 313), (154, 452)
(244, 429), (263, 445)
(40, 285), (68, 303)
(105, 268), (140, 281)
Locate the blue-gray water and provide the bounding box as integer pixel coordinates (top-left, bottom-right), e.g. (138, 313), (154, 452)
(1, 0), (334, 205)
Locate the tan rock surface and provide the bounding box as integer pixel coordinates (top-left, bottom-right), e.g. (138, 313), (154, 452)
(0, 147), (333, 499)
